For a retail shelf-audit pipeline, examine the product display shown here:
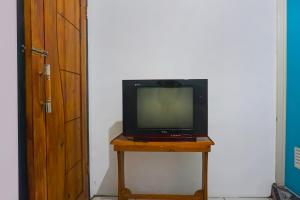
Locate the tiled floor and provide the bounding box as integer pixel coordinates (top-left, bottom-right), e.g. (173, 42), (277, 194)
(92, 197), (269, 200)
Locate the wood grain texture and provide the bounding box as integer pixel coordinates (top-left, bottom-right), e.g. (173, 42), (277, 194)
(112, 135), (214, 200)
(76, 193), (86, 200)
(32, 55), (47, 199)
(117, 152), (125, 200)
(57, 0), (80, 29)
(25, 0), (89, 199)
(24, 0), (34, 199)
(202, 152), (208, 200)
(44, 0), (66, 198)
(65, 118), (82, 170)
(80, 0), (89, 198)
(61, 71), (81, 121)
(57, 14), (81, 74)
(28, 0), (48, 199)
(112, 135), (214, 152)
(57, 0), (63, 14)
(66, 163), (83, 200)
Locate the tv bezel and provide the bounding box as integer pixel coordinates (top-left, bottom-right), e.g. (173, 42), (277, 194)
(122, 79), (208, 139)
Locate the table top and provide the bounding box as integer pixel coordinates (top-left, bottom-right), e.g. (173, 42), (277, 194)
(111, 134), (215, 152)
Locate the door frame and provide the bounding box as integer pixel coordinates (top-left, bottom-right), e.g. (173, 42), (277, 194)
(17, 0), (90, 199)
(17, 0), (28, 199)
(276, 0), (287, 186)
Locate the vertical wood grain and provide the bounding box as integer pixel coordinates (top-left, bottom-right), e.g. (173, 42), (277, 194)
(61, 71), (81, 121)
(24, 0), (34, 198)
(57, 14), (81, 74)
(25, 0), (89, 199)
(65, 118), (82, 170)
(80, 0), (89, 198)
(65, 163), (83, 200)
(57, 0), (80, 29)
(117, 151), (125, 200)
(29, 0), (47, 199)
(44, 0), (66, 198)
(202, 152), (208, 200)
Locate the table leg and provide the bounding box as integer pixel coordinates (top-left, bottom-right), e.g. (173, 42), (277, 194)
(117, 151), (126, 200)
(202, 152), (208, 200)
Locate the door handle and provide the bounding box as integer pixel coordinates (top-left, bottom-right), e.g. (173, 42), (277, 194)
(31, 46), (49, 57)
(44, 64), (52, 113)
(40, 64), (52, 113)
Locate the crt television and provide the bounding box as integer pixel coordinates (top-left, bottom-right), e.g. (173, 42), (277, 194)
(122, 79), (208, 141)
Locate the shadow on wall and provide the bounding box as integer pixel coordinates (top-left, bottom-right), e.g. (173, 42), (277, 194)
(97, 121), (122, 195)
(95, 121), (203, 196)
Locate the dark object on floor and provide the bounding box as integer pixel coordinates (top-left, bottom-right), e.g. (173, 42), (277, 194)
(272, 183), (300, 200)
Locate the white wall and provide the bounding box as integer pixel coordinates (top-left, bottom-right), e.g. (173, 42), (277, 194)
(88, 0), (276, 197)
(0, 0), (19, 199)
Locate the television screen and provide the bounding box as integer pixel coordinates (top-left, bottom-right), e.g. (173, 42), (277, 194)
(122, 79), (208, 139)
(137, 87), (194, 128)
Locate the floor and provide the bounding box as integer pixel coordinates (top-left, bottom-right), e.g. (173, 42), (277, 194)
(92, 197), (270, 200)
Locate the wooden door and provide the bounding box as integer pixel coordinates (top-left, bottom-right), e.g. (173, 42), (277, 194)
(24, 0), (89, 199)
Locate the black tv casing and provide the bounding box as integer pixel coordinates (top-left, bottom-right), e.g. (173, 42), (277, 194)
(122, 79), (208, 140)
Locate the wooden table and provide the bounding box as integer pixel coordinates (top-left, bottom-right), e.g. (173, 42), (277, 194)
(111, 134), (215, 200)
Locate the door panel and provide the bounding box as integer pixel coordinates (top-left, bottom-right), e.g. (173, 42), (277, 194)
(24, 0), (88, 199)
(65, 118), (82, 170)
(61, 71), (81, 121)
(66, 163), (83, 200)
(57, 14), (81, 74)
(57, 0), (80, 29)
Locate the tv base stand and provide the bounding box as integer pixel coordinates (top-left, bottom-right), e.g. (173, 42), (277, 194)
(111, 134), (215, 200)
